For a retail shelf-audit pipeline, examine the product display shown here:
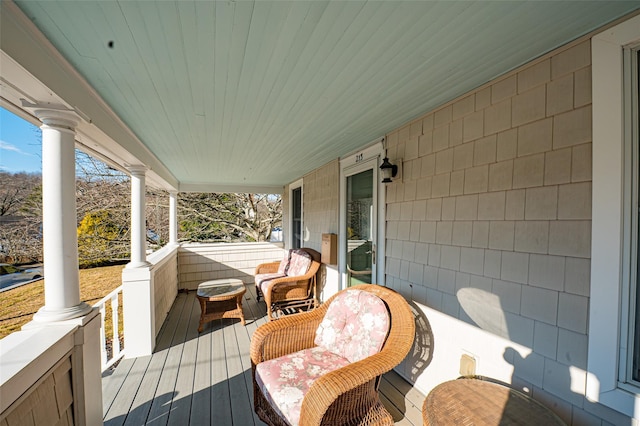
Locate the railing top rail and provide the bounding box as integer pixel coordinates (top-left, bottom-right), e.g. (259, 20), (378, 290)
(93, 285), (123, 308)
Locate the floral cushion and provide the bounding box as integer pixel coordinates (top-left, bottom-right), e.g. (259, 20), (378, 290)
(287, 249), (312, 277)
(277, 250), (292, 275)
(255, 346), (350, 426)
(314, 289), (390, 363)
(256, 273), (287, 294)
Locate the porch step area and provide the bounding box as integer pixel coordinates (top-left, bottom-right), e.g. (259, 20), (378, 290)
(102, 285), (425, 426)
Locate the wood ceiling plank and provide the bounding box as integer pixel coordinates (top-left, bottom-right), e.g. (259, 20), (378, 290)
(11, 0), (640, 188)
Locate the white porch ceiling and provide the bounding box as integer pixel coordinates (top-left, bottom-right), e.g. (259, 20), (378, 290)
(2, 1), (640, 192)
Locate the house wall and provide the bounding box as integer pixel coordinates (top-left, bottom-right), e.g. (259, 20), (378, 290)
(381, 37), (635, 425)
(284, 160), (340, 251)
(300, 159), (340, 253)
(284, 160), (341, 300)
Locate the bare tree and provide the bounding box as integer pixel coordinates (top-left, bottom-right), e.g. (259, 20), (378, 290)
(0, 172), (42, 263)
(1, 151), (282, 265)
(178, 193), (282, 242)
(74, 152), (131, 266)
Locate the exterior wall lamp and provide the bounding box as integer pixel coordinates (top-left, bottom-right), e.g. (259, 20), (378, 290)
(380, 156), (398, 183)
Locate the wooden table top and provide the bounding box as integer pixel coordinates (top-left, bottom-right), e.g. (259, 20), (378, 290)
(422, 378), (565, 426)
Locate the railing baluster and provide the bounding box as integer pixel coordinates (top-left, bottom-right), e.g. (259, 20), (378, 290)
(93, 285), (125, 372)
(99, 304), (107, 367)
(111, 293), (120, 358)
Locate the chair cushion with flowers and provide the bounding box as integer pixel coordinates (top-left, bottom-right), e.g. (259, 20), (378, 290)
(314, 289), (390, 363)
(254, 250), (292, 294)
(255, 272), (287, 289)
(253, 289), (391, 425)
(257, 249), (312, 296)
(286, 249), (312, 277)
(277, 250), (292, 275)
(255, 346), (350, 426)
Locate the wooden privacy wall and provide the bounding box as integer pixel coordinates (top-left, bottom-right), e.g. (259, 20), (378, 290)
(0, 355), (74, 426)
(178, 242), (285, 291)
(153, 251), (179, 335)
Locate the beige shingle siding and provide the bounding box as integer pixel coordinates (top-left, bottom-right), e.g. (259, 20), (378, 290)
(385, 39), (594, 424)
(1, 356), (74, 426)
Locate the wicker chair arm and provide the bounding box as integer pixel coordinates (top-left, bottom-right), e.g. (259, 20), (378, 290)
(268, 260), (320, 287)
(299, 351), (402, 425)
(268, 271), (314, 288)
(250, 308), (325, 365)
(298, 284), (416, 425)
(255, 261), (281, 275)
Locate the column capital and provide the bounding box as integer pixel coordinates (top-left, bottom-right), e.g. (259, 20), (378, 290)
(34, 108), (80, 131)
(127, 165), (148, 176)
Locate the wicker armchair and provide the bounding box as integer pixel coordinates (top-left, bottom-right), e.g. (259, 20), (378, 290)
(250, 284), (416, 426)
(255, 248), (321, 321)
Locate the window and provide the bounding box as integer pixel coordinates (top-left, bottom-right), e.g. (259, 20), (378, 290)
(589, 14), (640, 417)
(290, 180), (303, 249)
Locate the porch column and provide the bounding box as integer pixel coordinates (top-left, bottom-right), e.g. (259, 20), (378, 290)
(127, 165), (151, 268)
(169, 190), (178, 245)
(33, 110), (92, 322)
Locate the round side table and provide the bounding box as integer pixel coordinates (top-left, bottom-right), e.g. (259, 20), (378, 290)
(196, 278), (247, 332)
(422, 378), (566, 425)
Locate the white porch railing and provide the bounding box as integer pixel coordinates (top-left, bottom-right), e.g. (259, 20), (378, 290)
(94, 285), (124, 372)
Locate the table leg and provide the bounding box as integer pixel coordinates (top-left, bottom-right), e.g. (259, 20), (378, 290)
(198, 297), (206, 333)
(237, 294), (246, 326)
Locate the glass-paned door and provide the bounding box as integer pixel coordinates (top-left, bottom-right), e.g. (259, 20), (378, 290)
(346, 168), (375, 286)
(632, 49), (640, 382)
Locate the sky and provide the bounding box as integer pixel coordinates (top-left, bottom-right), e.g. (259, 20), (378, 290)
(0, 107), (42, 173)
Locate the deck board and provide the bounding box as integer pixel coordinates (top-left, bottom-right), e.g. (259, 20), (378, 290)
(189, 318), (212, 425)
(210, 320), (233, 426)
(102, 357), (135, 416)
(105, 357), (147, 426)
(145, 294), (193, 425)
(121, 294), (188, 426)
(103, 286), (425, 425)
(167, 295), (201, 425)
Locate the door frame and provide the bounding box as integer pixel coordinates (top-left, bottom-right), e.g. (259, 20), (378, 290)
(339, 139), (386, 290)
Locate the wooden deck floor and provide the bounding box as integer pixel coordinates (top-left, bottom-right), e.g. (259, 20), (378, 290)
(102, 285), (425, 426)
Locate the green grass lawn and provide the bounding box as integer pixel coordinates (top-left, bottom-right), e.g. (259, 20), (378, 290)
(0, 264), (125, 339)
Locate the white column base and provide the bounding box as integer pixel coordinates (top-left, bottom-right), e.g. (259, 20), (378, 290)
(126, 260), (152, 269)
(32, 301), (93, 322)
(122, 266), (156, 357)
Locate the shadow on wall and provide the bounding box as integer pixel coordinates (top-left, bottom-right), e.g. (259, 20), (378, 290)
(452, 286), (634, 425)
(386, 300), (434, 422)
(403, 300), (434, 382)
(503, 347), (634, 425)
